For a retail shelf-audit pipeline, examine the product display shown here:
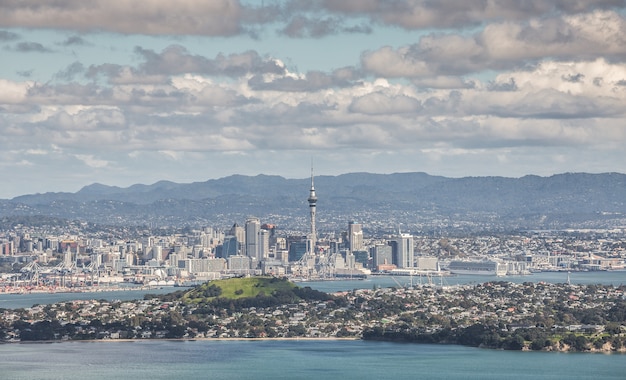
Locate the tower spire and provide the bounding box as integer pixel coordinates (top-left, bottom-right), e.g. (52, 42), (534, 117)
(307, 163), (317, 254)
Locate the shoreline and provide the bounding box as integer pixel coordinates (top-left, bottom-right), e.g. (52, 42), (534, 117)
(5, 337), (625, 354)
(5, 336), (360, 344)
(0, 284), (174, 295)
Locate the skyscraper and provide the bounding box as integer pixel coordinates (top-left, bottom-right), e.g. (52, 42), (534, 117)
(307, 166), (317, 254)
(245, 217), (261, 260)
(348, 221), (363, 252)
(392, 232), (414, 269)
(229, 223), (245, 254)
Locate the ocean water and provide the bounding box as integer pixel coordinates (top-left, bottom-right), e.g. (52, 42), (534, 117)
(0, 340), (624, 380)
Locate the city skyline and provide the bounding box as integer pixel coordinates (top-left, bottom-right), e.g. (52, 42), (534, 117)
(1, 1), (626, 198)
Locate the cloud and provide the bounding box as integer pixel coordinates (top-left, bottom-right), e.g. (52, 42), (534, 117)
(75, 154), (109, 168)
(137, 45), (286, 76)
(83, 45), (287, 85)
(322, 0), (626, 29)
(349, 92), (421, 115)
(10, 41), (53, 53)
(362, 10), (626, 78)
(0, 0), (242, 36)
(16, 70), (34, 78)
(279, 15), (371, 38)
(0, 79), (31, 103)
(248, 68), (360, 92)
(55, 62), (85, 81)
(2, 0), (624, 42)
(6, 56), (623, 158)
(0, 30), (20, 41)
(59, 35), (89, 46)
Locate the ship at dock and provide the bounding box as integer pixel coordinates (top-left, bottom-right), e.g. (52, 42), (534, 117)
(444, 259), (527, 276)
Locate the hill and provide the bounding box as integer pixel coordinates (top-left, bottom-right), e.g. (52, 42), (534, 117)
(1, 172), (625, 232)
(183, 276), (299, 303)
(177, 276), (333, 308)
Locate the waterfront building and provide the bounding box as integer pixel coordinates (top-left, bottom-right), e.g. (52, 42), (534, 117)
(179, 258), (226, 273)
(391, 232), (414, 268)
(371, 244), (393, 270)
(352, 250), (370, 268)
(416, 256), (439, 271)
(447, 259), (507, 276)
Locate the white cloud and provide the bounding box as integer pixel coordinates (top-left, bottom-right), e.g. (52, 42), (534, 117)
(322, 0), (626, 29)
(1, 3), (625, 197)
(0, 79), (31, 103)
(362, 11), (626, 78)
(0, 0), (242, 36)
(349, 92), (421, 114)
(74, 154), (109, 168)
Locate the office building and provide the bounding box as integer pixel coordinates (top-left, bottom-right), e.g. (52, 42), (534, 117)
(348, 221), (363, 252)
(245, 217), (261, 260)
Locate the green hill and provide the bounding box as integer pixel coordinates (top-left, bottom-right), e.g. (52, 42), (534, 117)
(182, 276), (300, 303)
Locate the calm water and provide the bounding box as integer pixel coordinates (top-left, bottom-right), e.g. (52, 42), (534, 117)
(0, 340), (624, 380)
(299, 270), (626, 293)
(2, 271), (625, 309)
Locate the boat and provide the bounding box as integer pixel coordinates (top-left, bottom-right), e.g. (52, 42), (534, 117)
(446, 260), (508, 276)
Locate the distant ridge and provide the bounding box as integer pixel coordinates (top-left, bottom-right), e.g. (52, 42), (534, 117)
(2, 172), (625, 231)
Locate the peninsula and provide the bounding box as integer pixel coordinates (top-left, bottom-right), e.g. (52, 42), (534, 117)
(2, 276), (625, 352)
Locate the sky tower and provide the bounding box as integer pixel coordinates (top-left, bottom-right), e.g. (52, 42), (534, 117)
(307, 165), (317, 254)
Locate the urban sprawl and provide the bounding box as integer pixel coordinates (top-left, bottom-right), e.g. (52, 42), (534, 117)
(2, 173), (625, 292)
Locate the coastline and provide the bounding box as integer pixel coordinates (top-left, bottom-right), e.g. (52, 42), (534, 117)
(0, 284), (162, 295)
(5, 336), (360, 344)
(5, 337), (625, 354)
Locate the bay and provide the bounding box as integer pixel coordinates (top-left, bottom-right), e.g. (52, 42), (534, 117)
(0, 340), (624, 380)
(300, 270), (626, 293)
(2, 271), (625, 310)
(2, 272), (625, 379)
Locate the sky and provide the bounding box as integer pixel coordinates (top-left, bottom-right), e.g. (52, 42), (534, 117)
(1, 0), (626, 199)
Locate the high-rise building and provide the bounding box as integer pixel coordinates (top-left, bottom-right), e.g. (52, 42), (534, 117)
(307, 166), (317, 254)
(245, 217), (261, 260)
(287, 236), (308, 262)
(219, 236), (238, 258)
(371, 244), (393, 270)
(229, 223), (245, 248)
(259, 229), (270, 259)
(348, 221), (363, 252)
(392, 232), (414, 268)
(261, 223), (277, 253)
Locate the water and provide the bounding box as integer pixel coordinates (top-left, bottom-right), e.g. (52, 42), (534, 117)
(0, 340), (623, 380)
(2, 271), (625, 309)
(299, 270), (626, 293)
(2, 274), (625, 378)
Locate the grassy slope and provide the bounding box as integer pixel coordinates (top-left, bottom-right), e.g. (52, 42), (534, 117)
(182, 276), (297, 303)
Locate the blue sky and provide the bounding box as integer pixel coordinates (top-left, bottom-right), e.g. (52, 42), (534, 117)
(1, 1), (626, 198)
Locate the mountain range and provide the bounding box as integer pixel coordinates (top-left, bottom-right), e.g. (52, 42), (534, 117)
(1, 172), (625, 232)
